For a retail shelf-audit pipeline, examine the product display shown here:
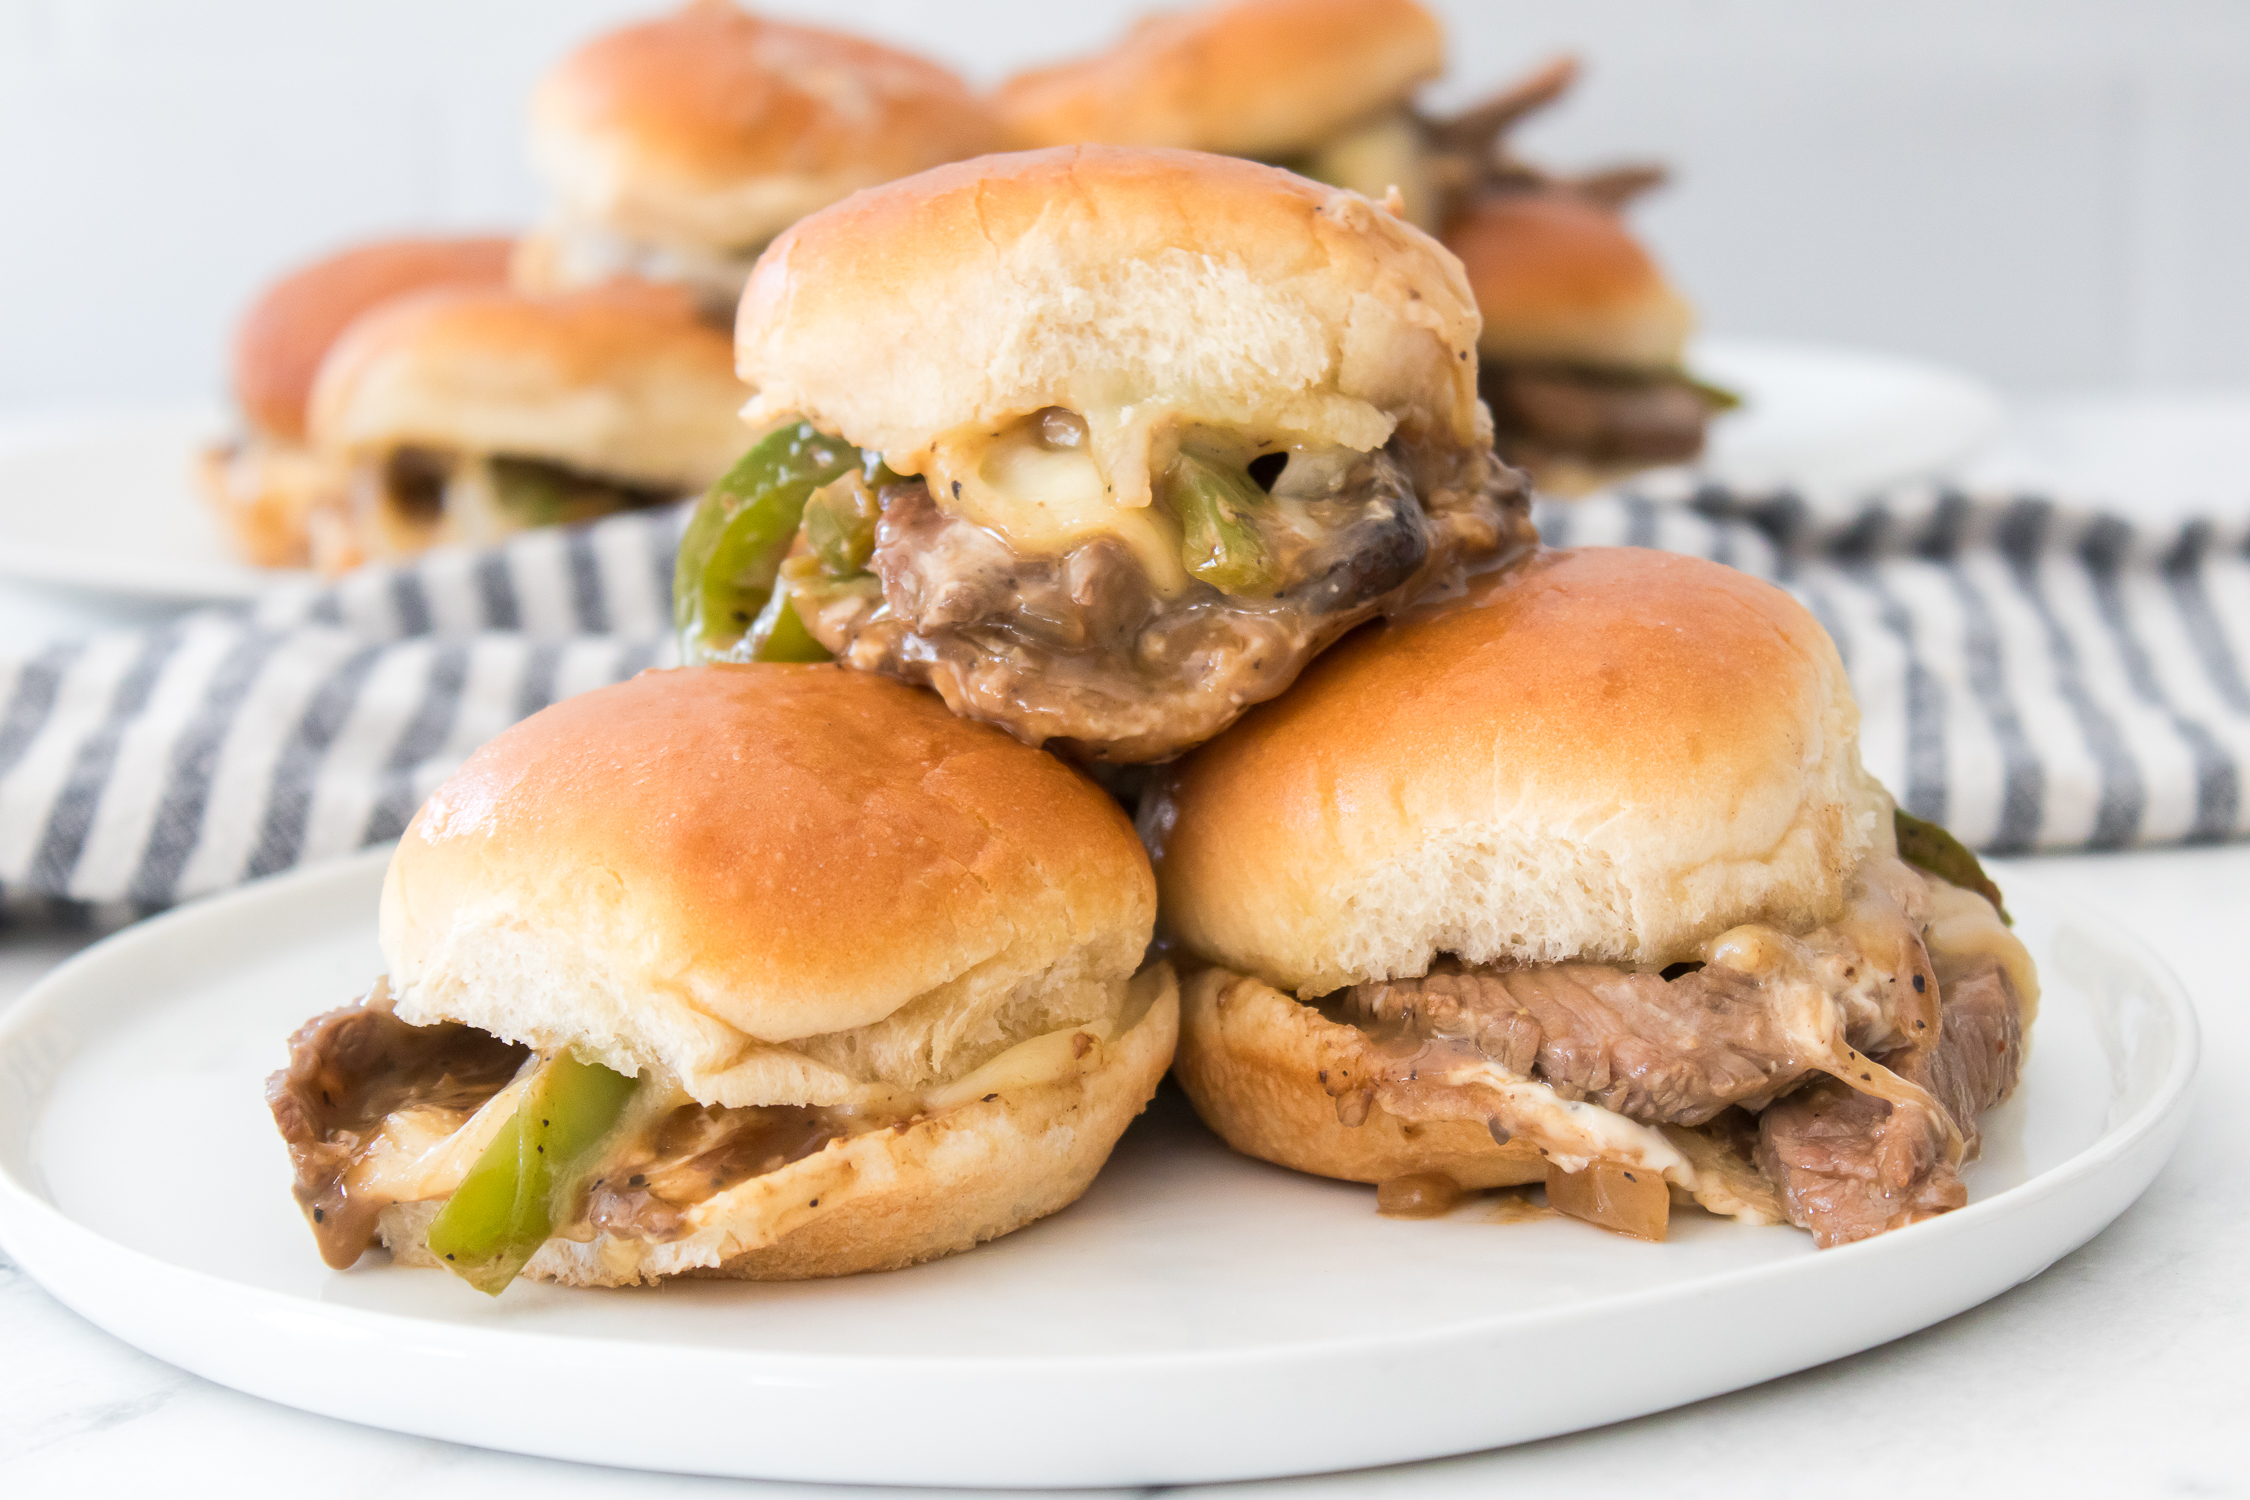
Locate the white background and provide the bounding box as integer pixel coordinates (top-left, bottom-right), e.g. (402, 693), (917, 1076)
(1, 0), (2246, 409)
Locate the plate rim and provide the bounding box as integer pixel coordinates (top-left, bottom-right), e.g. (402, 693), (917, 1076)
(0, 406), (313, 602)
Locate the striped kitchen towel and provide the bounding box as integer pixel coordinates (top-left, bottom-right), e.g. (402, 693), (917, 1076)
(2, 484), (2247, 913)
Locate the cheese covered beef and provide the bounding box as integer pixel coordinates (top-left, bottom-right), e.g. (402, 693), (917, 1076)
(677, 145), (1533, 762)
(1146, 547), (2034, 1247)
(198, 235), (513, 568)
(269, 665), (1176, 1290)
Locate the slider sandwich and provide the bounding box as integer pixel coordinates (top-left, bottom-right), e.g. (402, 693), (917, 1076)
(678, 145), (1534, 762)
(306, 281), (744, 571)
(993, 0), (1451, 228)
(1448, 190), (1736, 495)
(199, 236), (512, 567)
(992, 1), (1593, 236)
(1147, 547), (2035, 1246)
(270, 665), (1176, 1290)
(514, 0), (1000, 322)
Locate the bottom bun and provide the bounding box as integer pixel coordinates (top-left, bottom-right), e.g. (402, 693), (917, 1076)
(1175, 967), (1546, 1188)
(382, 965), (1179, 1286)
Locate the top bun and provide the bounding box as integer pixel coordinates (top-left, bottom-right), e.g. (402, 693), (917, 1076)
(1148, 547), (1889, 993)
(736, 145), (1487, 510)
(230, 236), (513, 443)
(383, 665), (1156, 1108)
(307, 281), (746, 489)
(1447, 192), (1693, 370)
(530, 0), (1000, 253)
(994, 0), (1443, 159)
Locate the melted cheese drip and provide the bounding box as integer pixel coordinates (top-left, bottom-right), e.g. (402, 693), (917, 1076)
(1923, 879), (2041, 1026)
(920, 411), (1395, 602)
(346, 1068), (533, 1207)
(349, 1003), (1130, 1218)
(1360, 855), (2007, 1207)
(932, 423), (1191, 595)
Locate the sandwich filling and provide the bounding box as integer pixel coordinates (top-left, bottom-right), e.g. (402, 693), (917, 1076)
(269, 973), (1156, 1286)
(344, 446), (685, 564)
(1478, 362), (1736, 476)
(1282, 844), (2033, 1246)
(1264, 58), (1601, 234)
(678, 413), (1534, 761)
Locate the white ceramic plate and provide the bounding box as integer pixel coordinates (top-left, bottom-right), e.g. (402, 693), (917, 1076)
(1688, 337), (2006, 502)
(0, 407), (310, 601)
(0, 849), (2196, 1487)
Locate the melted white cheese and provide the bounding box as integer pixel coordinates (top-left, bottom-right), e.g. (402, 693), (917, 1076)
(934, 424), (1191, 595)
(1923, 879), (2041, 1025)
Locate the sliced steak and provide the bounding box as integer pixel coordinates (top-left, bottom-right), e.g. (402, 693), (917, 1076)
(1349, 962), (1813, 1125)
(807, 437), (1532, 761)
(1480, 364), (1722, 466)
(583, 1102), (851, 1241)
(267, 980), (528, 1267)
(1755, 955), (2025, 1247)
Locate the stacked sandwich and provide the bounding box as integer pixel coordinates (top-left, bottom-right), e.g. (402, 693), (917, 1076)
(200, 1), (999, 573)
(993, 0), (1734, 491)
(271, 142), (2033, 1295)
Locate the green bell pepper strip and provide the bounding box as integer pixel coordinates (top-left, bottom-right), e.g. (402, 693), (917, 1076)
(1895, 809), (2011, 925)
(424, 1054), (640, 1296)
(744, 586), (831, 663)
(674, 423), (864, 663)
(490, 458), (570, 527)
(800, 472), (882, 579)
(1170, 451), (1277, 596)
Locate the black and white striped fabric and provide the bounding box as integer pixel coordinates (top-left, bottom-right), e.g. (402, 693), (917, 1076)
(3, 484), (2247, 912)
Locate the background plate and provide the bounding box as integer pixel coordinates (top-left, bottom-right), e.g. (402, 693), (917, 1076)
(1691, 336), (2005, 501)
(0, 849), (2197, 1487)
(0, 406), (309, 602)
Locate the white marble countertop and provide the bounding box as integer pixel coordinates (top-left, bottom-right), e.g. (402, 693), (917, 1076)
(4, 390), (2249, 1494)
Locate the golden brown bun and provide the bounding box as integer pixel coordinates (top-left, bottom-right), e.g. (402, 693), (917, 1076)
(737, 144), (1487, 510)
(993, 0), (1442, 158)
(1447, 192), (1694, 370)
(530, 0), (1000, 254)
(1175, 967), (1545, 1187)
(1147, 548), (1890, 992)
(229, 236), (513, 443)
(384, 665), (1159, 1108)
(380, 966), (1179, 1287)
(307, 281), (745, 489)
